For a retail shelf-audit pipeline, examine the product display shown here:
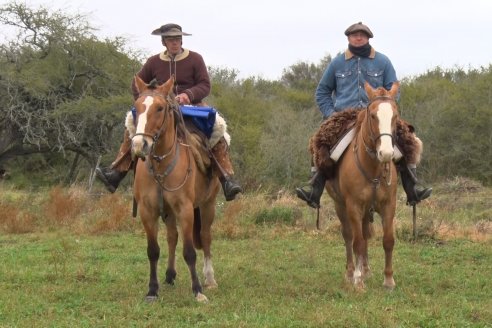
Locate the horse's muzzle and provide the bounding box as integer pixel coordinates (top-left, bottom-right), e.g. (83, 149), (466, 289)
(377, 137), (394, 163)
(377, 149), (394, 163)
(132, 137), (151, 160)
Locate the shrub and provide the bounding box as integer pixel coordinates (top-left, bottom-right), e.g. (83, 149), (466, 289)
(254, 206), (296, 226)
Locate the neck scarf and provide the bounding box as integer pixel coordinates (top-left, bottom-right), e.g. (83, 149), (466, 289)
(348, 43), (372, 57)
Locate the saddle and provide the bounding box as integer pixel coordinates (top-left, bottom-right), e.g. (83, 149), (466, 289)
(181, 118), (212, 174)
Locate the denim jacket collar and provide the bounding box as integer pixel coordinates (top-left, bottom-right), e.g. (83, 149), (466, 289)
(344, 47), (376, 60)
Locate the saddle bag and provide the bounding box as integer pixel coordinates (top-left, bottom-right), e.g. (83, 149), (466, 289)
(180, 105), (217, 138)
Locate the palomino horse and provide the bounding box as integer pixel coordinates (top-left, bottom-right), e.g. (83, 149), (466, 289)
(131, 76), (221, 302)
(325, 82), (400, 290)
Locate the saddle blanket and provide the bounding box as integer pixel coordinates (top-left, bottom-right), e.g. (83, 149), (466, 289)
(330, 127), (403, 162)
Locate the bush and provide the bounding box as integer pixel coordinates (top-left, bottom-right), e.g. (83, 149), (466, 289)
(254, 206), (296, 226)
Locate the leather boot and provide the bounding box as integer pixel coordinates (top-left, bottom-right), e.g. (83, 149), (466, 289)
(219, 176), (243, 201)
(295, 171), (326, 209)
(95, 167), (128, 193)
(212, 137), (243, 201)
(96, 130), (133, 193)
(399, 165), (432, 205)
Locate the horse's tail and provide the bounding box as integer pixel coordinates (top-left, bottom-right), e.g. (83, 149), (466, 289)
(363, 218), (375, 240)
(193, 207), (203, 249)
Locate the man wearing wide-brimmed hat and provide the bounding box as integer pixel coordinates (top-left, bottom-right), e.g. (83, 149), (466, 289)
(295, 22), (432, 209)
(96, 23), (243, 201)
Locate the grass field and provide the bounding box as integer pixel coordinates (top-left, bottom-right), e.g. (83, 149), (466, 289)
(0, 178), (491, 327)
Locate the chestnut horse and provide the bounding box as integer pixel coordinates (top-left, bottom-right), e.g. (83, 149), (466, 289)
(131, 76), (220, 302)
(325, 82), (400, 290)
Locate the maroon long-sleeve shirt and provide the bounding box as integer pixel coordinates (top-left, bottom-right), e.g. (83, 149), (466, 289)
(131, 48), (211, 104)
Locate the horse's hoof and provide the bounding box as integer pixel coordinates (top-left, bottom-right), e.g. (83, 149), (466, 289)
(353, 278), (366, 291)
(383, 284), (396, 291)
(195, 292), (209, 303)
(204, 279), (218, 289)
(145, 295), (158, 303)
(383, 277), (396, 290)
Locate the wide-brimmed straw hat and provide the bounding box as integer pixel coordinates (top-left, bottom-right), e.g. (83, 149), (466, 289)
(151, 23), (191, 37)
(344, 22), (373, 38)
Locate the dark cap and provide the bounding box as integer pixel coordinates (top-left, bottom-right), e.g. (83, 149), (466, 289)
(151, 23), (191, 37)
(344, 22), (373, 38)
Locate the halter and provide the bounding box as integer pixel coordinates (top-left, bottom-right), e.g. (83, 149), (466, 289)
(132, 91), (192, 192)
(364, 96), (397, 155)
(353, 95), (397, 219)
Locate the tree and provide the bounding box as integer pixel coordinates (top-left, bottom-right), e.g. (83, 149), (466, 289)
(0, 1), (141, 183)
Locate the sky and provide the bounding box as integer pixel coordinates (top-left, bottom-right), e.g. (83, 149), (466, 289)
(3, 0), (492, 80)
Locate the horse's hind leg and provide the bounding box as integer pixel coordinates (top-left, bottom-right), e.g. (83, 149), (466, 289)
(163, 214), (178, 285)
(141, 213), (160, 301)
(180, 204), (207, 302)
(199, 203), (218, 289)
(362, 215), (373, 279)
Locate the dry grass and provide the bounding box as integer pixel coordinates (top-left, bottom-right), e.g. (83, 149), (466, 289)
(0, 184), (139, 235)
(0, 203), (37, 234)
(0, 177), (490, 243)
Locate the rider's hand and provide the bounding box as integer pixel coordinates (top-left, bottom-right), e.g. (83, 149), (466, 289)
(176, 93), (191, 105)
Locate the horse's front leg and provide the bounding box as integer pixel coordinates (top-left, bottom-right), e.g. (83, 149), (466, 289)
(163, 214), (178, 285)
(141, 212), (160, 302)
(381, 207), (396, 290)
(346, 203), (365, 289)
(336, 205), (355, 283)
(180, 204), (207, 302)
(198, 204), (218, 289)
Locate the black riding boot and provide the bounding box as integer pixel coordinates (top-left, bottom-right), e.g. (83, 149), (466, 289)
(399, 166), (432, 205)
(295, 171), (326, 209)
(95, 167), (128, 193)
(219, 176), (243, 201)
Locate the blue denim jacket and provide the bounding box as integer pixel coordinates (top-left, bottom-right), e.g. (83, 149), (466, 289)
(315, 48), (398, 119)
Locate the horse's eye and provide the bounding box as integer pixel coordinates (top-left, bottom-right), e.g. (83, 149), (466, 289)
(157, 106), (164, 112)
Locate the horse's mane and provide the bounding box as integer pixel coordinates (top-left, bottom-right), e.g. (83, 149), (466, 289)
(372, 87), (391, 97)
(148, 78), (159, 89)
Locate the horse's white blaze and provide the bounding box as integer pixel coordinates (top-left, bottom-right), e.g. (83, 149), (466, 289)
(376, 103), (394, 162)
(132, 96), (153, 155)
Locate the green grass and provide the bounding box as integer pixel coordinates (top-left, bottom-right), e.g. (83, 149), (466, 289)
(0, 179), (491, 327)
(0, 231), (490, 327)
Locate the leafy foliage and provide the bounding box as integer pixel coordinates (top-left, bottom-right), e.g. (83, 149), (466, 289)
(0, 1), (140, 180)
(0, 2), (491, 189)
(400, 66), (492, 184)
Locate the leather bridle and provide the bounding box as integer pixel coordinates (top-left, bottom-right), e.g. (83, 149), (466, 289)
(132, 91), (192, 192)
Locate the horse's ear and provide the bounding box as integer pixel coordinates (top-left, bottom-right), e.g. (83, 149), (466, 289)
(389, 82), (400, 99)
(365, 82), (376, 100)
(159, 75), (175, 95)
(134, 75), (147, 93)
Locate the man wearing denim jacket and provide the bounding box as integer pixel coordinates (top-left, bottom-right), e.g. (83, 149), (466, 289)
(296, 22), (432, 208)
